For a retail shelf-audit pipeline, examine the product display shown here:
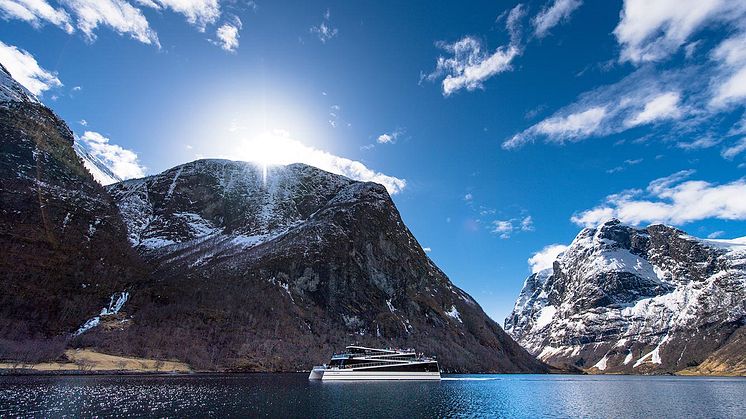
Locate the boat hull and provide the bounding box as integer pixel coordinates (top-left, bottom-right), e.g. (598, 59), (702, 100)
(308, 366), (326, 380)
(320, 370), (441, 381)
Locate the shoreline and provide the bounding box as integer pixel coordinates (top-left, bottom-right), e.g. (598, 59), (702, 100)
(1, 369), (743, 379)
(1, 349), (743, 378)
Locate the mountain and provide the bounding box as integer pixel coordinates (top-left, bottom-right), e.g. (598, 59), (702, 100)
(73, 139), (123, 186)
(505, 219), (746, 375)
(74, 159), (547, 372)
(0, 64), (145, 362)
(0, 63), (543, 373)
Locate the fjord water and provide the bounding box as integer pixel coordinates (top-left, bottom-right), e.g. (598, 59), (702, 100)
(1, 374), (744, 418)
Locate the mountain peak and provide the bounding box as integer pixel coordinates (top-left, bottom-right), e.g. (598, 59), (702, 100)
(107, 158), (377, 251)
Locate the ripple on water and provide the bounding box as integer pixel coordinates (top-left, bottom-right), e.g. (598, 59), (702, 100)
(0, 374), (744, 418)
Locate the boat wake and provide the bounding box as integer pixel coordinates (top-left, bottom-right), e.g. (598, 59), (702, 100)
(441, 377), (501, 381)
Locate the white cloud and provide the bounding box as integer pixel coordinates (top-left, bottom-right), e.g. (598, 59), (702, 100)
(310, 9), (337, 43)
(707, 231), (725, 239)
(214, 15), (241, 52)
(505, 3), (527, 45)
(0, 0), (74, 33)
(713, 67), (746, 107)
(424, 4), (524, 96)
(710, 32), (746, 108)
(532, 0), (582, 39)
(0, 41), (61, 96)
(490, 215), (534, 239)
(422, 247), (432, 253)
(613, 0), (746, 63)
(79, 119), (88, 126)
(377, 128), (404, 144)
(509, 4), (746, 151)
(492, 220), (513, 239)
(535, 106), (607, 140)
(572, 170), (746, 227)
(520, 215), (534, 231)
(464, 193), (473, 201)
(505, 106), (607, 148)
(3, 0), (228, 46)
(221, 130), (406, 195)
(425, 36), (520, 97)
(79, 131), (146, 180)
(61, 0), (159, 46)
(136, 0), (220, 30)
(676, 136), (721, 150)
(684, 41), (701, 59)
(528, 244), (567, 274)
(606, 158), (644, 174)
(503, 68), (692, 149)
(721, 138), (746, 160)
(625, 91), (682, 127)
(377, 133), (393, 144)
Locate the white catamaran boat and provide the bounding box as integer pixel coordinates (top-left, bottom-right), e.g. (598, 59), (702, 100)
(308, 345), (441, 381)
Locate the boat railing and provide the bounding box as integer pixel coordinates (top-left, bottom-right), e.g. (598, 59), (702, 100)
(341, 361), (389, 369)
(362, 356), (416, 362)
(334, 359), (433, 369)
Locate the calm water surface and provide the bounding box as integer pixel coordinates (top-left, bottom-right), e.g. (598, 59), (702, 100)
(0, 373), (744, 418)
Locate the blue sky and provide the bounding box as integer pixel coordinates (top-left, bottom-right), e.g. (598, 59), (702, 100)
(2, 0), (746, 322)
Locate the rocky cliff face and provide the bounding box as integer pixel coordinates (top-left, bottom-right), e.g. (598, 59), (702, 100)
(0, 64), (145, 362)
(505, 219), (746, 374)
(87, 159), (546, 372)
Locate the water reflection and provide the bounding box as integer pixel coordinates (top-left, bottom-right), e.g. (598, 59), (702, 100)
(0, 374), (743, 418)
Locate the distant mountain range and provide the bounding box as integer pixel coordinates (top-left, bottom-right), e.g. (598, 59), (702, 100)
(0, 64), (544, 373)
(505, 219), (746, 376)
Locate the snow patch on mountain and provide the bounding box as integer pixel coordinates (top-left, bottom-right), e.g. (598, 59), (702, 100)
(445, 305), (462, 323)
(533, 305), (556, 330)
(74, 291), (129, 336)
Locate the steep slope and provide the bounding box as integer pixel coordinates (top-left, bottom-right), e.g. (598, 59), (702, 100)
(505, 219), (746, 375)
(73, 139), (123, 185)
(0, 64), (145, 362)
(92, 160), (546, 372)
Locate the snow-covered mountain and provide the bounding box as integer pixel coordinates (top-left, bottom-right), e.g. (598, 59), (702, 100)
(505, 219), (746, 375)
(95, 159), (547, 372)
